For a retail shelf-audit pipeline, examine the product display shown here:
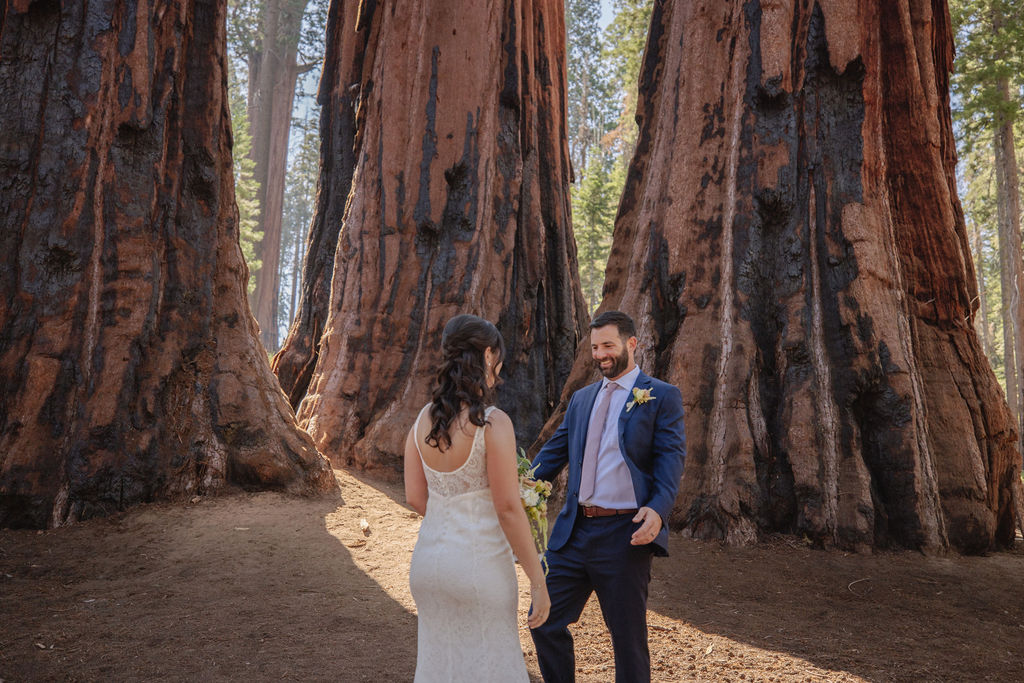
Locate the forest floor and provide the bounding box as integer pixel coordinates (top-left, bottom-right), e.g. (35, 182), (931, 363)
(1, 468), (1022, 682)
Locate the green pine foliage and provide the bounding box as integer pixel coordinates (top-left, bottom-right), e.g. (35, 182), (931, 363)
(950, 0), (1023, 146)
(228, 65), (263, 294)
(227, 0), (263, 56)
(566, 0), (614, 177)
(961, 145), (1005, 381)
(573, 149), (618, 311)
(602, 0), (652, 183)
(950, 0), (1024, 391)
(566, 0), (652, 312)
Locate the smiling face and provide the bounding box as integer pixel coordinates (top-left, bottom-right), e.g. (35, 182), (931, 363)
(590, 324), (637, 380)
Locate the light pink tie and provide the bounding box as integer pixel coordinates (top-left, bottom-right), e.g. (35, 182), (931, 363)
(579, 382), (618, 503)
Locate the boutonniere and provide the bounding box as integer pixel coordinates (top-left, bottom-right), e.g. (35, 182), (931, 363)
(626, 387), (656, 412)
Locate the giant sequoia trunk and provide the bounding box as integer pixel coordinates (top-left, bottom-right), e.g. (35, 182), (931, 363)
(545, 0), (1021, 553)
(0, 0), (335, 529)
(276, 0), (588, 474)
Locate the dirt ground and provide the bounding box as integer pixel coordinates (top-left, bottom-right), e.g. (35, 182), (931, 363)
(1, 469), (1022, 682)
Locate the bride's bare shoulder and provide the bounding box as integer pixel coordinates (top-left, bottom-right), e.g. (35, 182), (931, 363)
(487, 405), (510, 419)
(486, 407), (513, 431)
(489, 409), (516, 423)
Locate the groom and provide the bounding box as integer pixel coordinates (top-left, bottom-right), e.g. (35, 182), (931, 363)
(530, 310), (686, 683)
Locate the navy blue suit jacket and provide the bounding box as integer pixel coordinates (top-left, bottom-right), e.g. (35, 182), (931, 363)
(531, 370), (686, 556)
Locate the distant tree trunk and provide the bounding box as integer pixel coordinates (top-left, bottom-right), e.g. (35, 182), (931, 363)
(289, 212), (303, 323)
(993, 70), (1024, 443)
(249, 0), (308, 351)
(541, 0), (1020, 553)
(272, 1), (370, 409)
(0, 0), (334, 529)
(574, 75), (591, 178)
(276, 0), (588, 475)
(971, 220), (994, 359)
(997, 164), (1020, 417)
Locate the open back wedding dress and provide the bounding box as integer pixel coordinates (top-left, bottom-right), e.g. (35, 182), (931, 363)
(409, 405), (529, 682)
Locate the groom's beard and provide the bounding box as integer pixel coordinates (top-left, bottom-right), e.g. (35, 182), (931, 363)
(597, 348), (629, 378)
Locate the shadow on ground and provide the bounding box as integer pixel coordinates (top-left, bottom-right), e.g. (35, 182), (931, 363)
(0, 487), (417, 682)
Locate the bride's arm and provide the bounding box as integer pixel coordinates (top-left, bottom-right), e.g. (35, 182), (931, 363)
(485, 410), (551, 629)
(404, 427), (428, 516)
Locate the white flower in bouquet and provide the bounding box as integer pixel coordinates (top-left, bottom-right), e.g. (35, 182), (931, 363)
(520, 486), (540, 508)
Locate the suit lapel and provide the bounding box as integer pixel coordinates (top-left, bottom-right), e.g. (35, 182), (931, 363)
(617, 371), (651, 427)
(617, 371), (653, 456)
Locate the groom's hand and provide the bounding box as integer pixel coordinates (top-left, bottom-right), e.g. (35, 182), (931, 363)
(630, 506), (662, 545)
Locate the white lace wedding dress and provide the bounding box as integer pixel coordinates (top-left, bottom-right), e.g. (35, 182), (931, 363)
(409, 405), (529, 682)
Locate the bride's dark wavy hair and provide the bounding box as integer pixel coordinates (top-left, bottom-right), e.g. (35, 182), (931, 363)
(426, 314), (505, 451)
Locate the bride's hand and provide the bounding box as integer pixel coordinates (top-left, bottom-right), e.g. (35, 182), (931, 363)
(527, 581), (550, 629)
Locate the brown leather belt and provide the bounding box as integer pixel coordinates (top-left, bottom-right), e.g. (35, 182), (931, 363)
(579, 504), (638, 518)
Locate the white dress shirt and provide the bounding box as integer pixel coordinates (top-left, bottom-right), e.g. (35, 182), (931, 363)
(582, 364), (640, 508)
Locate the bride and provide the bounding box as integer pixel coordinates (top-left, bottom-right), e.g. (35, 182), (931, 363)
(404, 314), (550, 682)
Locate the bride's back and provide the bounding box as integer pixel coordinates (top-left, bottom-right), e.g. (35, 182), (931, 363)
(406, 314), (530, 682)
(415, 408), (482, 473)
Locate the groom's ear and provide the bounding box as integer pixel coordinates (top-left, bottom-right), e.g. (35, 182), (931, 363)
(627, 336), (638, 352)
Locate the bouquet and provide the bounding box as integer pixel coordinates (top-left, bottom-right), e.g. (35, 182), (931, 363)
(517, 448), (553, 574)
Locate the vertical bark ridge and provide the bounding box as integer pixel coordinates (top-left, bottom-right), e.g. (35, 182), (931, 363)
(806, 176), (842, 540)
(708, 7), (748, 505)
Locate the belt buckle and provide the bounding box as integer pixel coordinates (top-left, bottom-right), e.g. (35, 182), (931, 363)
(581, 504), (600, 518)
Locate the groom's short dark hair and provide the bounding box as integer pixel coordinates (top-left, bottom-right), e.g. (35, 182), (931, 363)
(590, 310), (636, 340)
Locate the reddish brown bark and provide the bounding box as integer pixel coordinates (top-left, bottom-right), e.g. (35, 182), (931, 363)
(542, 0), (1020, 552)
(276, 0), (588, 475)
(0, 0), (334, 529)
